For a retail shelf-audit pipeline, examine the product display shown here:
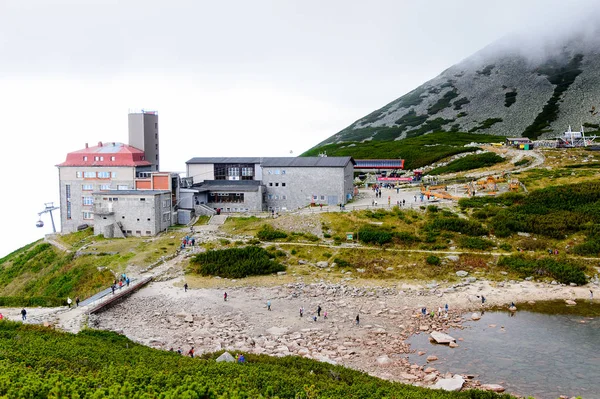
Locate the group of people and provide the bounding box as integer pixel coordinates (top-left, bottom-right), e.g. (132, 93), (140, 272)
(181, 235), (196, 249)
(421, 303), (450, 318)
(111, 274), (130, 294)
(66, 296), (80, 308)
(299, 305), (328, 321)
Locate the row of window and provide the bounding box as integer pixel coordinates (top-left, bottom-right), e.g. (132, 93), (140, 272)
(83, 156), (117, 162)
(268, 182), (286, 187)
(83, 184), (112, 191)
(313, 195), (327, 201)
(267, 194), (287, 200)
(266, 169), (286, 175)
(76, 171), (117, 179)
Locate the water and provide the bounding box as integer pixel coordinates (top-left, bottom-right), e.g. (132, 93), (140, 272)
(407, 302), (600, 399)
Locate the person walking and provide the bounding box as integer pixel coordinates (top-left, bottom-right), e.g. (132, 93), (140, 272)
(224, 292), (228, 301)
(317, 305), (322, 317)
(267, 300), (271, 311)
(355, 314), (360, 325)
(21, 308), (27, 321)
(67, 297), (72, 308)
(184, 283), (188, 292)
(481, 295), (486, 307)
(188, 347), (195, 358)
(111, 284), (115, 294)
(445, 303), (448, 313)
(299, 307), (304, 317)
(323, 311), (328, 319)
(76, 296), (80, 307)
(591, 290), (594, 300)
(126, 277), (130, 287)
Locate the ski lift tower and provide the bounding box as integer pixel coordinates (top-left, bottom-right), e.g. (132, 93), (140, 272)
(36, 202), (60, 233)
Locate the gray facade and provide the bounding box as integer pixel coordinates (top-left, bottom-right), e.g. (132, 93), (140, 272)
(92, 190), (172, 238)
(128, 111), (160, 171)
(194, 180), (265, 213)
(58, 166), (137, 233)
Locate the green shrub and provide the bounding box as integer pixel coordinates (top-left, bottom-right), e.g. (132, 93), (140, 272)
(572, 239), (600, 256)
(333, 258), (352, 268)
(499, 243), (512, 251)
(256, 225), (288, 240)
(459, 237), (494, 250)
(426, 255), (441, 265)
(189, 246), (285, 278)
(394, 231), (420, 244)
(358, 227), (393, 245)
(426, 217), (488, 236)
(498, 255), (587, 285)
(429, 152), (504, 175)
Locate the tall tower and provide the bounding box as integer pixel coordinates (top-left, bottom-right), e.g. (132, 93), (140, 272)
(128, 110), (160, 171)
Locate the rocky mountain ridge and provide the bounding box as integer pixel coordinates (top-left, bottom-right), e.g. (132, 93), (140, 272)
(315, 29), (600, 148)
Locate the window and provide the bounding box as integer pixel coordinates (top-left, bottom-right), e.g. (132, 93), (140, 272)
(137, 218), (140, 221)
(65, 184), (71, 200)
(111, 156), (115, 161)
(281, 170), (286, 175)
(83, 171), (96, 178)
(320, 195), (325, 201)
(282, 183), (286, 187)
(146, 231), (151, 235)
(83, 156), (88, 161)
(140, 198), (146, 202)
(82, 184), (93, 191)
(162, 199), (171, 208)
(275, 183), (279, 187)
(82, 197), (94, 205)
(100, 184), (110, 190)
(275, 195), (279, 200)
(269, 182), (273, 186)
(155, 154), (158, 160)
(147, 218), (151, 221)
(82, 211), (94, 220)
(275, 170), (280, 175)
(267, 170), (272, 175)
(162, 213), (171, 222)
(97, 171), (110, 178)
(241, 167), (253, 177)
(268, 194), (273, 200)
(228, 167), (239, 177)
(155, 133), (158, 139)
(112, 197), (119, 201)
(94, 156), (99, 161)
(76, 171), (82, 178)
(111, 172), (117, 178)
(155, 123), (158, 129)
(155, 144), (158, 150)
(100, 156), (104, 161)
(313, 195), (317, 200)
(66, 202), (71, 219)
(117, 185), (128, 190)
(282, 195), (287, 200)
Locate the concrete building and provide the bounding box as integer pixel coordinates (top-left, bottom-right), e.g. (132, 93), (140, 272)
(128, 111), (160, 171)
(92, 190), (173, 238)
(56, 142), (152, 233)
(185, 156), (355, 212)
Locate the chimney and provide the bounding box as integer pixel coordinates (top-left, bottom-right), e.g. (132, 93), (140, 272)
(85, 143), (88, 148)
(98, 141), (103, 147)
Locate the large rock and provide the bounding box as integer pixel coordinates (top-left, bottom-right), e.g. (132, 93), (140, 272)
(455, 270), (468, 277)
(430, 331), (456, 344)
(565, 299), (577, 306)
(471, 312), (481, 321)
(481, 384), (505, 392)
(376, 354), (392, 366)
(433, 375), (465, 391)
(266, 326), (288, 336)
(216, 352), (235, 363)
(316, 261), (328, 268)
(426, 355), (438, 362)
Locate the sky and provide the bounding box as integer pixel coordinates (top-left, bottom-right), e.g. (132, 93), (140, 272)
(1, 0), (598, 256)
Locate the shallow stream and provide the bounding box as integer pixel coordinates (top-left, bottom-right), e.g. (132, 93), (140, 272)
(407, 301), (600, 399)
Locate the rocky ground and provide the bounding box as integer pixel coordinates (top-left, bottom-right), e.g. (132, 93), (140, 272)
(86, 275), (596, 394)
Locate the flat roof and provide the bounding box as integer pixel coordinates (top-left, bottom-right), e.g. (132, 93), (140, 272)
(92, 190), (170, 196)
(186, 156), (355, 168)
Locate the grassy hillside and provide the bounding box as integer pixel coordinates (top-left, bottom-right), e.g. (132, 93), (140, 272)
(428, 152), (504, 175)
(0, 321), (513, 399)
(302, 132), (502, 169)
(0, 227), (190, 307)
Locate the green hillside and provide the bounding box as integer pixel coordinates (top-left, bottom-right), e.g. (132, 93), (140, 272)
(301, 132), (501, 169)
(0, 321), (513, 399)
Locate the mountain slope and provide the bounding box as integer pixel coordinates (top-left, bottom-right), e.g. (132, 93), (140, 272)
(311, 29), (600, 151)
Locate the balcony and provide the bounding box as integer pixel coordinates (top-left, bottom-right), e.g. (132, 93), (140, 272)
(93, 204), (114, 215)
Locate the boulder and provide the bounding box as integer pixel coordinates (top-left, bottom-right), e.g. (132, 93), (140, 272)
(456, 270), (468, 277)
(277, 271), (287, 276)
(433, 375), (465, 391)
(565, 299), (577, 306)
(426, 355), (438, 362)
(316, 261), (328, 268)
(430, 331), (456, 344)
(376, 354), (392, 366)
(449, 342), (459, 348)
(184, 315), (194, 323)
(446, 255), (460, 262)
(216, 352), (235, 363)
(423, 373), (438, 383)
(481, 384), (505, 392)
(509, 306), (517, 312)
(471, 313), (481, 321)
(424, 367), (437, 373)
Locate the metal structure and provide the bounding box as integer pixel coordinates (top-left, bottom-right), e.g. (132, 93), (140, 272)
(36, 202), (60, 233)
(535, 125), (597, 148)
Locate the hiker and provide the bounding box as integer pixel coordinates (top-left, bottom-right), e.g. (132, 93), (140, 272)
(126, 277), (130, 287)
(0, 313), (3, 320)
(445, 303), (449, 313)
(188, 347), (194, 358)
(224, 292), (228, 301)
(324, 311), (328, 319)
(510, 301), (516, 308)
(317, 305), (322, 317)
(313, 315), (317, 322)
(438, 306), (442, 316)
(355, 314), (360, 325)
(403, 199), (406, 206)
(430, 309), (435, 318)
(191, 238), (195, 246)
(299, 307), (304, 317)
(67, 297), (72, 308)
(481, 295), (486, 307)
(76, 296), (80, 307)
(111, 284), (115, 294)
(21, 308), (27, 321)
(184, 283), (188, 292)
(119, 280), (123, 289)
(421, 307), (427, 317)
(177, 347), (182, 355)
(267, 300), (271, 311)
(237, 353), (245, 363)
(591, 290), (594, 300)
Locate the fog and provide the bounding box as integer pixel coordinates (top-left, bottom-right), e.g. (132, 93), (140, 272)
(1, 0), (599, 256)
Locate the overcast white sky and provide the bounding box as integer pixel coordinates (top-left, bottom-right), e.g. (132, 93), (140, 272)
(1, 0), (598, 256)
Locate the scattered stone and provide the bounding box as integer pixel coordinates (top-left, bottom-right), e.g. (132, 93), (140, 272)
(456, 270), (468, 277)
(424, 367), (437, 373)
(565, 299), (577, 306)
(277, 271), (287, 276)
(481, 384), (505, 392)
(376, 354), (392, 366)
(471, 313), (481, 321)
(446, 255), (460, 262)
(449, 342), (459, 348)
(419, 325), (429, 331)
(426, 355), (438, 362)
(316, 261), (328, 268)
(184, 315), (194, 323)
(418, 351), (426, 356)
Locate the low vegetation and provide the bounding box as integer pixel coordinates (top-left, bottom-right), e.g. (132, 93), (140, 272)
(302, 132), (501, 170)
(428, 152), (504, 175)
(0, 322), (513, 399)
(498, 255), (587, 285)
(189, 246), (286, 278)
(469, 118), (503, 133)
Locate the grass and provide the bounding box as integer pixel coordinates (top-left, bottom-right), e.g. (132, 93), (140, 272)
(302, 132), (501, 170)
(428, 152), (505, 175)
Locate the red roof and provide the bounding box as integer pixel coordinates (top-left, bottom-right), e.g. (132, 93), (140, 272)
(56, 142), (152, 167)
